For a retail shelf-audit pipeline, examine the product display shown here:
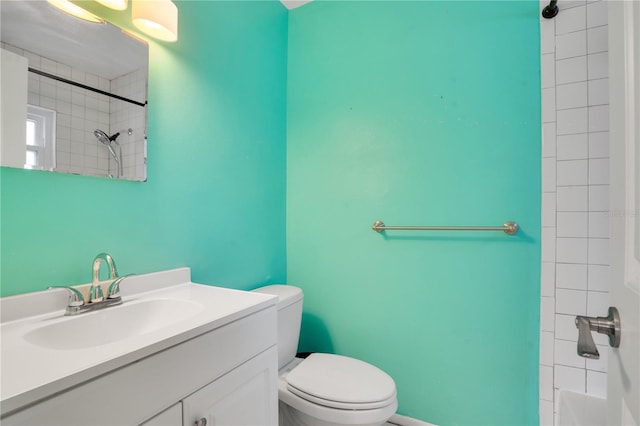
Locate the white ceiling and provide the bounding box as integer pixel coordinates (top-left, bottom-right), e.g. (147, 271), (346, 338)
(280, 0), (314, 10)
(0, 1), (147, 80)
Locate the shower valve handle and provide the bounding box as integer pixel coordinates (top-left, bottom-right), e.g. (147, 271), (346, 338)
(575, 307), (620, 359)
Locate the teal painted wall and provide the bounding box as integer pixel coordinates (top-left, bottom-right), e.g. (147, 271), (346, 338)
(286, 1), (541, 425)
(2, 1), (542, 424)
(0, 1), (288, 296)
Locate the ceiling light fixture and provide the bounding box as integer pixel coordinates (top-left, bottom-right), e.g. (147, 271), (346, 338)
(95, 0), (128, 11)
(132, 0), (178, 42)
(46, 0), (105, 23)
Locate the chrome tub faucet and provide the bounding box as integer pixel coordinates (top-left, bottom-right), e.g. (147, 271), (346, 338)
(575, 307), (621, 359)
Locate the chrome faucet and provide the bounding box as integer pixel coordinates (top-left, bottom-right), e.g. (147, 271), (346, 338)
(47, 253), (132, 316)
(91, 253), (118, 303)
(575, 307), (621, 359)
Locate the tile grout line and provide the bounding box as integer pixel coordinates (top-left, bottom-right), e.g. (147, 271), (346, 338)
(584, 5), (590, 394)
(551, 12), (558, 417)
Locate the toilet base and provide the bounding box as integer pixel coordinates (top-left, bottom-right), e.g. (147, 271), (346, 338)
(279, 400), (395, 426)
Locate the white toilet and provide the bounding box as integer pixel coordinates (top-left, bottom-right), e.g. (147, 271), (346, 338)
(254, 285), (398, 426)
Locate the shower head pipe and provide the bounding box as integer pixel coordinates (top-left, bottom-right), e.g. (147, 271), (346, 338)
(542, 0), (559, 18)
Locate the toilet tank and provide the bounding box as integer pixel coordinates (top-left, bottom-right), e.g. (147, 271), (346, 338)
(253, 285), (303, 370)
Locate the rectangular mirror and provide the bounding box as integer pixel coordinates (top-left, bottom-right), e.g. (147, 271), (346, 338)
(0, 1), (148, 181)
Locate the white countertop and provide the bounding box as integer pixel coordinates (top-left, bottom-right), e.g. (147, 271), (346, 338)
(0, 268), (276, 416)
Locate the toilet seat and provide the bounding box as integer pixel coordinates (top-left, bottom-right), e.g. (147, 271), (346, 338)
(285, 353), (397, 411)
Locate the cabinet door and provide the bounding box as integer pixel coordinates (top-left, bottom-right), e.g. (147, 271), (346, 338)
(183, 347), (277, 426)
(139, 403), (183, 426)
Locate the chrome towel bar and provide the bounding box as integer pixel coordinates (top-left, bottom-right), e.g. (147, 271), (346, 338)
(372, 221), (519, 235)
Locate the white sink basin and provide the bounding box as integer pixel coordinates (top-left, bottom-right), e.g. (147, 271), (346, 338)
(23, 298), (203, 350)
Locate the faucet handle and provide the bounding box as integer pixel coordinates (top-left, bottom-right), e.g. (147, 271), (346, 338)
(48, 286), (85, 307)
(107, 274), (135, 299)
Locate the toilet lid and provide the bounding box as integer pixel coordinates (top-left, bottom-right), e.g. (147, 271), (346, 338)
(286, 353), (396, 410)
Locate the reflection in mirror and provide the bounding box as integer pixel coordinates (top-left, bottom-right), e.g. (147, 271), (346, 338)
(0, 1), (148, 181)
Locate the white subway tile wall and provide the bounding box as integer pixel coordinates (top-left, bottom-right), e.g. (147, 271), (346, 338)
(557, 133), (588, 160)
(110, 68), (147, 181)
(556, 263), (587, 290)
(539, 1), (610, 422)
(540, 365), (555, 401)
(540, 399), (554, 426)
(557, 81), (588, 110)
(557, 185), (588, 211)
(556, 30), (587, 59)
(586, 344), (608, 372)
(556, 288), (587, 316)
(587, 370), (607, 397)
(543, 123), (557, 157)
(555, 313), (579, 341)
(587, 52), (608, 79)
(556, 56), (587, 85)
(542, 261), (556, 296)
(541, 330), (555, 366)
(556, 108), (588, 135)
(588, 133), (609, 160)
(555, 338), (586, 368)
(555, 365), (587, 393)
(1, 42), (147, 180)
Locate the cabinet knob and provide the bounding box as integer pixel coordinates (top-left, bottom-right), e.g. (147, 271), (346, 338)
(195, 418), (207, 426)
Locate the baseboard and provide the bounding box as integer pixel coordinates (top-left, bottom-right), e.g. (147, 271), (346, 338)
(387, 413), (437, 426)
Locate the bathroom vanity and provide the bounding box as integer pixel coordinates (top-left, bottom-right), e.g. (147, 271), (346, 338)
(0, 268), (278, 425)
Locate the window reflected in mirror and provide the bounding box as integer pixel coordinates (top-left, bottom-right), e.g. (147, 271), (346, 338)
(25, 105), (56, 171)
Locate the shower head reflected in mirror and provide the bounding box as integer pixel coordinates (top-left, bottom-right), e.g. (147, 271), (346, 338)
(94, 129), (121, 178)
(94, 129), (111, 145)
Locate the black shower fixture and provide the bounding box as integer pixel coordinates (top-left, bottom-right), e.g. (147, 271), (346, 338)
(542, 0), (559, 19)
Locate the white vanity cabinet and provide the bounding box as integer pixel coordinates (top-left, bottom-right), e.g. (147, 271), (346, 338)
(140, 348), (278, 426)
(181, 348), (277, 426)
(140, 403), (183, 425)
(2, 297), (278, 426)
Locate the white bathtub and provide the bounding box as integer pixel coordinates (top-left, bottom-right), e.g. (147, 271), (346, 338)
(557, 390), (606, 426)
